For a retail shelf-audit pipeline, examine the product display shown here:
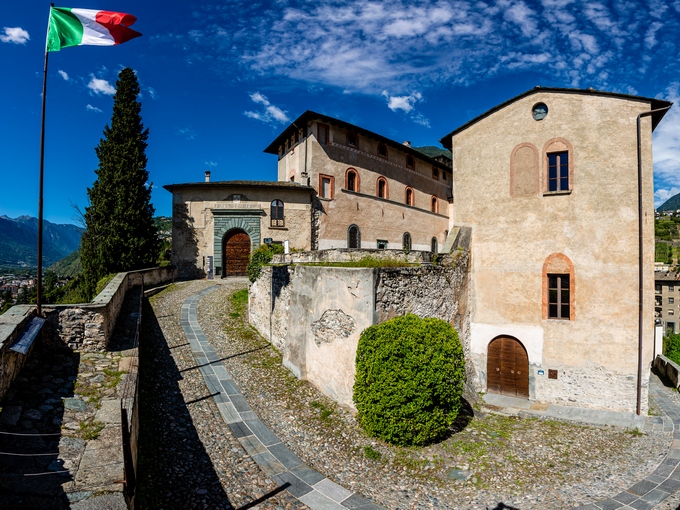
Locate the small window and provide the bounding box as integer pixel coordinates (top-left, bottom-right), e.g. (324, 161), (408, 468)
(442, 172), (447, 182)
(668, 322), (676, 333)
(547, 152), (569, 192)
(405, 187), (414, 206)
(319, 174), (334, 199)
(548, 274), (570, 320)
(378, 142), (388, 158)
(406, 154), (415, 169)
(377, 239), (388, 250)
(431, 237), (438, 254)
(346, 169), (359, 192)
(403, 232), (412, 252)
(270, 200), (284, 227)
(670, 297), (675, 304)
(377, 178), (388, 199)
(671, 286), (675, 292)
(318, 123), (329, 145)
(657, 285), (663, 293)
(669, 309), (675, 316)
(431, 196), (438, 213)
(432, 167), (439, 180)
(347, 132), (358, 148)
(348, 224), (361, 249)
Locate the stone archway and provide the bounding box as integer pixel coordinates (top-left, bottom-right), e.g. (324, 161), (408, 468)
(487, 336), (529, 398)
(222, 229), (250, 277)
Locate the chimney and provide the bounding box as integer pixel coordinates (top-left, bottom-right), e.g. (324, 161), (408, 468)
(204, 170), (211, 182)
(403, 140), (411, 147)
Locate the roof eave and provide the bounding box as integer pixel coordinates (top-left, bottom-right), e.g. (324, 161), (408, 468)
(438, 87), (674, 149)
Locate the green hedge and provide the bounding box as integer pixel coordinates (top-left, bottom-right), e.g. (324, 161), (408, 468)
(353, 314), (465, 446)
(247, 243), (284, 283)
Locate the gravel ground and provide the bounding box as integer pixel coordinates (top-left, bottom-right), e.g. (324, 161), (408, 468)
(136, 279), (306, 510)
(140, 280), (677, 510)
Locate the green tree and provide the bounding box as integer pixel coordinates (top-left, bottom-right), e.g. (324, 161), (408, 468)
(80, 68), (159, 299)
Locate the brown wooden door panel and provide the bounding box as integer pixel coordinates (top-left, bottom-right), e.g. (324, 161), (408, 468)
(223, 230), (250, 277)
(487, 336), (529, 398)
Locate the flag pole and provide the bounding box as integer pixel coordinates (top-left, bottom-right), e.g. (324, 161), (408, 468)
(37, 4), (53, 316)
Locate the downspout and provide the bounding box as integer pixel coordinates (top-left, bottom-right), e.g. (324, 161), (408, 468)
(636, 106), (671, 415)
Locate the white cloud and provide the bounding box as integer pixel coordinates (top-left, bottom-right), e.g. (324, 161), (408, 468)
(167, 0), (680, 100)
(0, 27), (29, 44)
(655, 187), (680, 208)
(243, 92), (290, 124)
(87, 76), (115, 95)
(58, 70), (69, 81)
(205, 161), (217, 167)
(86, 104), (102, 113)
(653, 83), (680, 202)
(147, 87), (158, 100)
(383, 91), (422, 113)
(177, 127), (197, 140)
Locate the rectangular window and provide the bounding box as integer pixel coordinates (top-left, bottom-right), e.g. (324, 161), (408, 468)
(671, 286), (675, 292)
(670, 297), (675, 304)
(668, 322), (676, 333)
(318, 124), (329, 145)
(548, 274), (570, 320)
(432, 167), (439, 180)
(547, 152), (569, 192)
(669, 310), (675, 316)
(377, 240), (388, 250)
(319, 174), (334, 199)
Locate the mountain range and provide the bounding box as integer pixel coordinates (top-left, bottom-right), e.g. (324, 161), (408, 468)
(0, 215), (83, 268)
(658, 193), (680, 212)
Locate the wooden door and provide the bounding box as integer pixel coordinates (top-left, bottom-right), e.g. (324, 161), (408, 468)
(487, 336), (529, 397)
(223, 230), (250, 277)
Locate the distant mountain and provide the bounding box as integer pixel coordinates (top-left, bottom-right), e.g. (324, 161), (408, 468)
(0, 216), (83, 267)
(48, 249), (82, 277)
(658, 193), (680, 212)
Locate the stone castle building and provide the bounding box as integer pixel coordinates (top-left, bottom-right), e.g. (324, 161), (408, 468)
(165, 87), (672, 414)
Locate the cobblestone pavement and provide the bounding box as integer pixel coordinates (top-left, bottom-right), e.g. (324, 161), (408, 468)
(141, 280), (680, 509)
(0, 290), (140, 509)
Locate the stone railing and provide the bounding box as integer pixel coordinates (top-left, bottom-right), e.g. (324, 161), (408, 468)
(43, 266), (177, 351)
(0, 305), (39, 400)
(653, 354), (680, 389)
(272, 248), (451, 265)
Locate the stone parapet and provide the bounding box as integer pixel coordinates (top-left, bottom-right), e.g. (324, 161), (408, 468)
(42, 266), (176, 351)
(0, 305), (38, 400)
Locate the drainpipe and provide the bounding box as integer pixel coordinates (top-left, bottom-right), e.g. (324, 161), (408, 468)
(636, 106), (671, 416)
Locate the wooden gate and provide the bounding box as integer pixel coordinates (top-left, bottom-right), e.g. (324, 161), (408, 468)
(222, 230), (250, 277)
(486, 336), (529, 397)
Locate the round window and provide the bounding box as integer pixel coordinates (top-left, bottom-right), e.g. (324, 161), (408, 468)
(532, 102), (548, 120)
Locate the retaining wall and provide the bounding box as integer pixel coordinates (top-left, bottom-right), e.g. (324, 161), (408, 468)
(43, 266), (176, 351)
(0, 305), (39, 400)
(249, 250), (470, 408)
(654, 354), (680, 389)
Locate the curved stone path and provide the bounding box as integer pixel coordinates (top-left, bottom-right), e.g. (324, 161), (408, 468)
(181, 286), (383, 510)
(183, 284), (680, 510)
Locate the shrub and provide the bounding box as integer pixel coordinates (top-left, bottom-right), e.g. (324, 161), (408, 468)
(353, 314), (465, 446)
(665, 333), (680, 365)
(246, 244), (284, 283)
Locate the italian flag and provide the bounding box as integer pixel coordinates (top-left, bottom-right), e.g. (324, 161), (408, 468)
(47, 7), (141, 52)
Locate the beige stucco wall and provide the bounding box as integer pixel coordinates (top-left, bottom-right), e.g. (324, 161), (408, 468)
(277, 122), (452, 251)
(170, 185), (312, 277)
(450, 91), (656, 412)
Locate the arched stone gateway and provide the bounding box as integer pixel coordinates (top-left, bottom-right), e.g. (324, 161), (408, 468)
(222, 229), (250, 277)
(487, 336), (529, 398)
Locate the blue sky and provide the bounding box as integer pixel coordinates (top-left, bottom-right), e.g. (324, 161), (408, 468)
(1, 0), (679, 226)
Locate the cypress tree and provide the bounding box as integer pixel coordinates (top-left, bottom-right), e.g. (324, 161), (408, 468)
(81, 68), (158, 299)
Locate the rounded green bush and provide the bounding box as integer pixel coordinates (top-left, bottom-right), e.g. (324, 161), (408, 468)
(353, 314), (465, 446)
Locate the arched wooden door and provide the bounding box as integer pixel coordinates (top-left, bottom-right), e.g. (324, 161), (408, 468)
(222, 229), (250, 277)
(487, 336), (529, 397)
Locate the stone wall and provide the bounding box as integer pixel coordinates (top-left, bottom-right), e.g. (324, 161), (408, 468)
(272, 248), (441, 265)
(249, 250), (470, 408)
(43, 266), (176, 351)
(654, 355), (680, 389)
(0, 305), (39, 400)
